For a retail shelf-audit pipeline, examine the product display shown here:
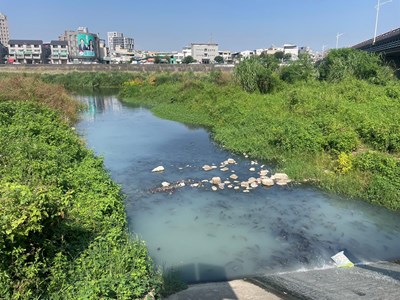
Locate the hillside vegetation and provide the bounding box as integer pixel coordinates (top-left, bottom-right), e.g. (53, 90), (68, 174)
(120, 49), (400, 211)
(0, 77), (163, 299)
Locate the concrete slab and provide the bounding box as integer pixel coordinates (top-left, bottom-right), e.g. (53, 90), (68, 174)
(164, 279), (283, 300)
(253, 262), (400, 300)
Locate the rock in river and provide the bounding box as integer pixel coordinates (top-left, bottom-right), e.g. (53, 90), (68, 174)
(211, 177), (222, 185)
(152, 166), (165, 172)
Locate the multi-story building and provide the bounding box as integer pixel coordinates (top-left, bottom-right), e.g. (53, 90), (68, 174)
(107, 32), (123, 51)
(283, 44), (298, 60)
(0, 13), (10, 46)
(0, 42), (7, 63)
(123, 37), (134, 52)
(59, 27), (100, 63)
(8, 40), (43, 64)
(218, 50), (232, 63)
(107, 32), (134, 52)
(191, 43), (218, 64)
(49, 41), (69, 64)
(182, 46), (191, 58)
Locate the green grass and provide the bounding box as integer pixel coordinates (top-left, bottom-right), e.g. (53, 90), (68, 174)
(120, 72), (400, 211)
(0, 77), (168, 299)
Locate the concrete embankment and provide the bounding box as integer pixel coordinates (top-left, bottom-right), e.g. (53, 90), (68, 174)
(252, 261), (400, 300)
(0, 64), (234, 74)
(165, 262), (400, 299)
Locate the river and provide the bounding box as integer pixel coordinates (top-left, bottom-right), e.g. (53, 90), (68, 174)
(76, 91), (400, 283)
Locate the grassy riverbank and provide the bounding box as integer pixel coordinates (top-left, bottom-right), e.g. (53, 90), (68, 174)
(119, 50), (400, 211)
(0, 77), (165, 299)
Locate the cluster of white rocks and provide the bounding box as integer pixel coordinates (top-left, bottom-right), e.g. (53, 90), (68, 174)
(151, 158), (291, 193)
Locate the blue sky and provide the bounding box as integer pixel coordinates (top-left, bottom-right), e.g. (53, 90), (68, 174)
(1, 0), (399, 52)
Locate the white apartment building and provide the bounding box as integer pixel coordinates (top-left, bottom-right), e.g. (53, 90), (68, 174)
(107, 32), (134, 52)
(218, 50), (232, 63)
(191, 43), (218, 64)
(49, 41), (69, 64)
(240, 50), (256, 58)
(283, 44), (298, 59)
(0, 13), (10, 46)
(8, 40), (43, 64)
(182, 46), (191, 58)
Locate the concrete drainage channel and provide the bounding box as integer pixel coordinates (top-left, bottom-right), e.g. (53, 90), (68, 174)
(165, 262), (400, 299)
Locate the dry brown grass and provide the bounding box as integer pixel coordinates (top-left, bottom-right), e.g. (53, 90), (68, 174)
(0, 75), (80, 124)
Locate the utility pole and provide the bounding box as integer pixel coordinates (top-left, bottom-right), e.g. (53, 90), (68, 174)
(373, 0), (392, 45)
(336, 33), (344, 49)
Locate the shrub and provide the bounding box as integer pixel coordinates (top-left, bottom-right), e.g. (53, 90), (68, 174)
(0, 100), (161, 298)
(234, 57), (282, 93)
(318, 48), (394, 83)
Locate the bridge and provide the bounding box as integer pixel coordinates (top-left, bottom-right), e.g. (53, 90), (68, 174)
(353, 27), (400, 65)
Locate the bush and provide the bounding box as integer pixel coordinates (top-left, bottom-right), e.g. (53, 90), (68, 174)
(280, 54), (316, 83)
(0, 100), (161, 298)
(234, 57), (281, 93)
(318, 48), (394, 83)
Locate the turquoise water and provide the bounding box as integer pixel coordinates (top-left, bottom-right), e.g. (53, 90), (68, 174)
(77, 93), (400, 283)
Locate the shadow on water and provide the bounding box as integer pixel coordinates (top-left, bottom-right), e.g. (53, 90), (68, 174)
(77, 92), (400, 284)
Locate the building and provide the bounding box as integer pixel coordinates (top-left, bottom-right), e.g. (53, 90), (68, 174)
(49, 41), (69, 64)
(59, 27), (100, 63)
(191, 43), (218, 64)
(265, 46), (284, 55)
(0, 42), (7, 63)
(107, 32), (123, 51)
(0, 13), (10, 46)
(240, 50), (256, 59)
(283, 44), (298, 60)
(218, 50), (232, 63)
(98, 39), (110, 63)
(107, 32), (134, 52)
(8, 40), (44, 64)
(182, 46), (191, 58)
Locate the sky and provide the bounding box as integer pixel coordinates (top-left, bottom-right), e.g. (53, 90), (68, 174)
(1, 0), (400, 52)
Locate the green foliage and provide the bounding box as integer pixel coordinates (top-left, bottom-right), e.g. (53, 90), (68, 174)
(280, 54), (317, 83)
(41, 72), (139, 89)
(274, 51), (284, 60)
(318, 48), (393, 84)
(335, 152), (353, 174)
(0, 99), (161, 298)
(0, 75), (80, 124)
(182, 56), (195, 64)
(234, 57), (282, 93)
(353, 152), (400, 210)
(214, 55), (224, 64)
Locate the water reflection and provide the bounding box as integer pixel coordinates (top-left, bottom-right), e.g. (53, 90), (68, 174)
(77, 93), (400, 283)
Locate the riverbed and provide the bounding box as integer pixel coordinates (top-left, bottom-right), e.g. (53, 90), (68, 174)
(76, 92), (400, 283)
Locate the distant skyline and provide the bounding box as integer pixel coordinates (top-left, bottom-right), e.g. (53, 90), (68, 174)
(1, 0), (399, 52)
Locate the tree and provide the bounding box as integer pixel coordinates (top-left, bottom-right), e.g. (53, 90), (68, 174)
(154, 56), (161, 64)
(214, 55), (224, 64)
(274, 51), (284, 60)
(317, 48), (393, 83)
(182, 56), (195, 64)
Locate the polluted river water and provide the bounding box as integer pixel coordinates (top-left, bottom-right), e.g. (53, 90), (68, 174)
(76, 92), (400, 283)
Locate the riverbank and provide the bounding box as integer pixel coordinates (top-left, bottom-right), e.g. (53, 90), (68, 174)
(119, 70), (400, 211)
(0, 77), (163, 298)
(0, 63), (233, 74)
